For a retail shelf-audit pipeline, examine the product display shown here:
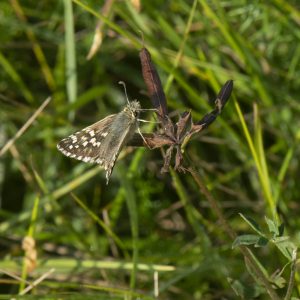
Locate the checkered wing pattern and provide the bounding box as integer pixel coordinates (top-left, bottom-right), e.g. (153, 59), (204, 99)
(57, 115), (117, 179)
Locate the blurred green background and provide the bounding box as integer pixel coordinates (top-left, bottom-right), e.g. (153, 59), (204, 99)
(1, 0), (300, 299)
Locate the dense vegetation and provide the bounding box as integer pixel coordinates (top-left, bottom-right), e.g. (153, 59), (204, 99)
(1, 1), (300, 299)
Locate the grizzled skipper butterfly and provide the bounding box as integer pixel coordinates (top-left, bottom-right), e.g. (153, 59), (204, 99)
(57, 82), (143, 184)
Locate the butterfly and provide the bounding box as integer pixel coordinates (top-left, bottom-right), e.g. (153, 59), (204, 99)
(57, 99), (141, 184)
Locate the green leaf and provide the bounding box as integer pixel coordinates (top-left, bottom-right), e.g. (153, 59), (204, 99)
(232, 234), (261, 248)
(265, 216), (279, 236)
(228, 277), (245, 297)
(272, 238), (296, 261)
(272, 275), (286, 288)
(239, 213), (264, 236)
(228, 277), (264, 298)
(273, 236), (290, 243)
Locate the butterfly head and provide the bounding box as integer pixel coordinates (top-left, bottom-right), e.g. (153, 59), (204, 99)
(125, 100), (141, 118)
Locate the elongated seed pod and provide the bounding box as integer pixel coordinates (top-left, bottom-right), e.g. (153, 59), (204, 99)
(139, 47), (168, 119)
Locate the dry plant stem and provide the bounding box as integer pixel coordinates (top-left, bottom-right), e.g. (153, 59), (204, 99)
(0, 97), (51, 157)
(86, 0), (115, 60)
(19, 268), (55, 295)
(188, 168), (281, 300)
(102, 209), (119, 258)
(9, 144), (33, 184)
(154, 271), (159, 297)
(0, 269), (30, 285)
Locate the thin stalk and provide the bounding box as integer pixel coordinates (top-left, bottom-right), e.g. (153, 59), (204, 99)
(284, 249), (297, 300)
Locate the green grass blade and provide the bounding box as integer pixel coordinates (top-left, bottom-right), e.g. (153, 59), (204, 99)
(64, 0), (77, 121)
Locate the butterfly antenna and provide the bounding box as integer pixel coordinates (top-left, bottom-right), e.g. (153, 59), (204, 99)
(118, 81), (131, 106)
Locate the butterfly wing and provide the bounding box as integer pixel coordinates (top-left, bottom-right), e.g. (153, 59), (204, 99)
(57, 114), (116, 165)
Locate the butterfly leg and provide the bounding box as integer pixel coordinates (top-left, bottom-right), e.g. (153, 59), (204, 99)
(139, 108), (158, 112)
(137, 126), (151, 148)
(137, 119), (159, 124)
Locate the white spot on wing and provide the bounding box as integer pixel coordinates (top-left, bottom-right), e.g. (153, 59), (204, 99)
(70, 135), (77, 143)
(83, 157), (91, 162)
